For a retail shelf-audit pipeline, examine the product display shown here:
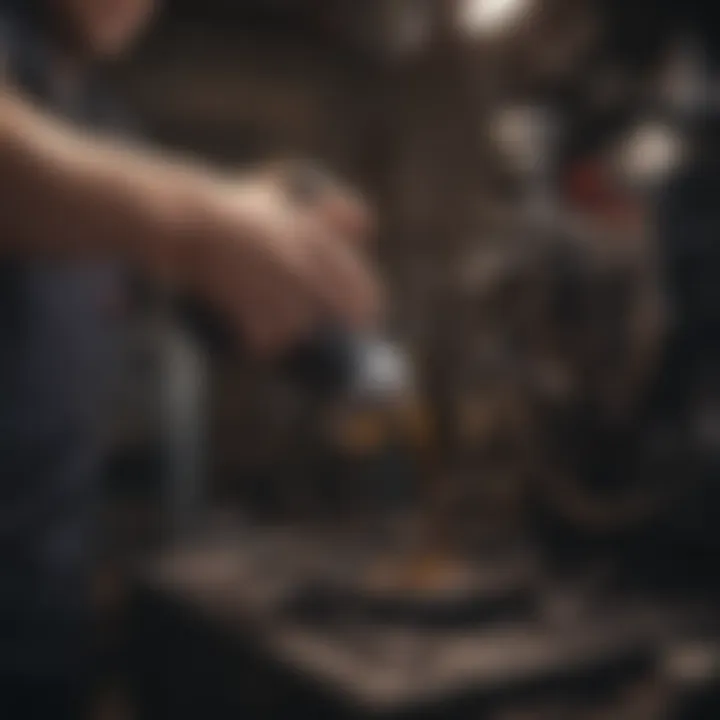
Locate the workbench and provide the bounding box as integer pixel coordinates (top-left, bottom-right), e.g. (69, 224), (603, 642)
(127, 522), (717, 720)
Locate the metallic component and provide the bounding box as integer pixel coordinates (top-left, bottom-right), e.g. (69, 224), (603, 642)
(348, 335), (414, 402)
(158, 315), (209, 539)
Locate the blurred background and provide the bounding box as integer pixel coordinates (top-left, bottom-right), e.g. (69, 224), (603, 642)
(102, 0), (720, 718)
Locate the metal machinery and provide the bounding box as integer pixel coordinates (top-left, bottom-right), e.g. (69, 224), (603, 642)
(118, 1), (720, 718)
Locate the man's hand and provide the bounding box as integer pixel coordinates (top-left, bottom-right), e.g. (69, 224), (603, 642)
(0, 91), (381, 357)
(174, 166), (380, 357)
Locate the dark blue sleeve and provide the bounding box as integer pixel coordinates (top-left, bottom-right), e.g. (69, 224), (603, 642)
(0, 4), (29, 86)
(0, 8), (14, 70)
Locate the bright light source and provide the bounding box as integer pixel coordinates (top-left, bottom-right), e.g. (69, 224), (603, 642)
(616, 122), (685, 187)
(458, 0), (531, 37)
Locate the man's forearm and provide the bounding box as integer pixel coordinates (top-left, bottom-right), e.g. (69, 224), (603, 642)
(0, 89), (220, 275)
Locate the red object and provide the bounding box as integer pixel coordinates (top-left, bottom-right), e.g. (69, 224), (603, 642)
(563, 158), (640, 229)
